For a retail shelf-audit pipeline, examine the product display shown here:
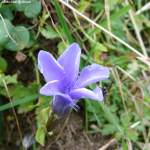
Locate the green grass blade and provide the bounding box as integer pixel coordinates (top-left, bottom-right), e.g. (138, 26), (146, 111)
(53, 0), (74, 43)
(0, 94), (39, 112)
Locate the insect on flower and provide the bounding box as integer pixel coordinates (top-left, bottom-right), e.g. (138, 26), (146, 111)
(38, 43), (110, 117)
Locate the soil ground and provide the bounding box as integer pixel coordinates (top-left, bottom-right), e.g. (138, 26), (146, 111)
(42, 113), (112, 150)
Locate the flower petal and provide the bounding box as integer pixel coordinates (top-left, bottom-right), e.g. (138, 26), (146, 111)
(70, 87), (104, 101)
(75, 64), (109, 88)
(40, 80), (62, 96)
(38, 50), (65, 82)
(58, 43), (81, 83)
(52, 94), (76, 117)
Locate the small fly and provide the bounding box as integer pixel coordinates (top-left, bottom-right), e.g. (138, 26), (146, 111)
(102, 87), (108, 97)
(97, 81), (112, 97)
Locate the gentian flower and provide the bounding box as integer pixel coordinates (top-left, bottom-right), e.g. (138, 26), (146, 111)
(38, 43), (109, 116)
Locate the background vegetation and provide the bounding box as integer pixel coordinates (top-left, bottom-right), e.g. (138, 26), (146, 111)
(0, 0), (150, 149)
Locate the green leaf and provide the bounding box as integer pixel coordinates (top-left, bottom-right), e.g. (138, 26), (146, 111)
(77, 0), (91, 13)
(91, 42), (108, 63)
(0, 6), (14, 20)
(9, 83), (38, 99)
(5, 26), (30, 51)
(94, 43), (108, 52)
(101, 124), (118, 135)
(40, 26), (59, 39)
(14, 0), (41, 18)
(120, 113), (130, 128)
(109, 0), (121, 9)
(121, 140), (128, 150)
(24, 0), (41, 18)
(100, 103), (123, 134)
(57, 41), (66, 55)
(91, 0), (103, 13)
(35, 107), (50, 145)
(126, 129), (138, 141)
(0, 57), (7, 72)
(36, 107), (49, 127)
(35, 127), (45, 146)
(0, 94), (39, 112)
(0, 19), (14, 46)
(14, 1), (27, 11)
(8, 83), (39, 113)
(0, 74), (17, 87)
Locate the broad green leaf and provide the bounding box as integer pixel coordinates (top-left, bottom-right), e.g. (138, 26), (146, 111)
(14, 0), (41, 18)
(111, 19), (126, 40)
(5, 26), (30, 51)
(109, 0), (121, 9)
(96, 43), (107, 52)
(126, 129), (138, 141)
(40, 26), (59, 39)
(91, 42), (108, 63)
(9, 83), (38, 99)
(35, 127), (45, 146)
(0, 94), (39, 112)
(58, 41), (66, 55)
(101, 124), (118, 135)
(0, 19), (14, 46)
(91, 0), (103, 13)
(36, 107), (50, 145)
(24, 0), (41, 18)
(8, 83), (39, 113)
(0, 74), (17, 87)
(14, 2), (27, 11)
(36, 107), (49, 127)
(92, 42), (108, 53)
(0, 57), (7, 72)
(77, 0), (91, 13)
(0, 6), (14, 20)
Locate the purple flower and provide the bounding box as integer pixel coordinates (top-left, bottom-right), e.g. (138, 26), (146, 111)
(38, 43), (110, 116)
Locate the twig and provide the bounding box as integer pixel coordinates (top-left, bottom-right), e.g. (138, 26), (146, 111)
(83, 131), (93, 147)
(126, 0), (148, 57)
(98, 138), (117, 150)
(113, 67), (130, 120)
(117, 66), (136, 81)
(127, 140), (133, 150)
(53, 112), (71, 142)
(136, 2), (150, 15)
(41, 0), (67, 45)
(2, 79), (22, 142)
(105, 0), (111, 32)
